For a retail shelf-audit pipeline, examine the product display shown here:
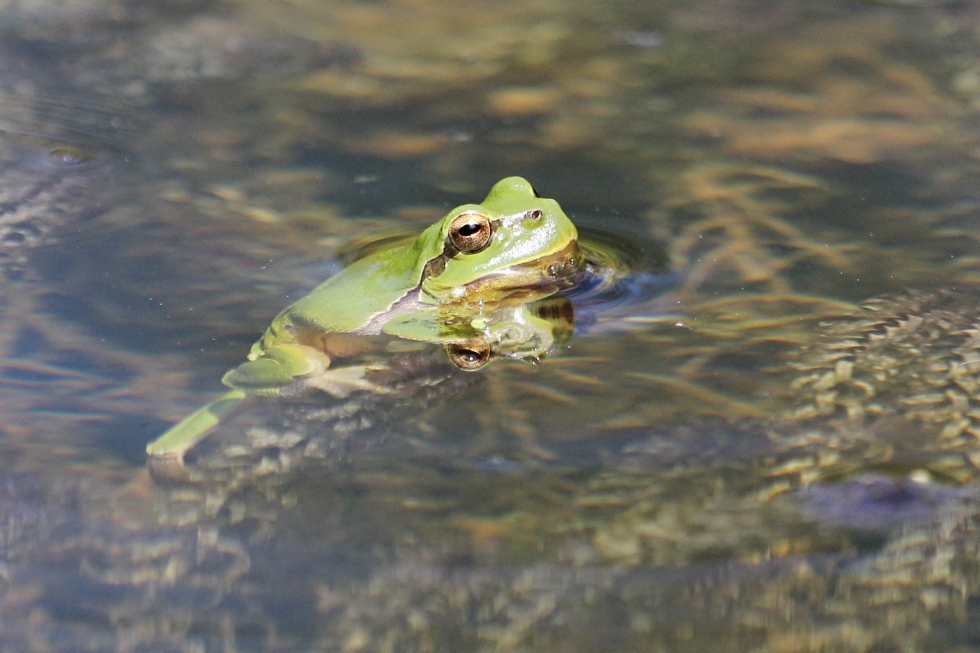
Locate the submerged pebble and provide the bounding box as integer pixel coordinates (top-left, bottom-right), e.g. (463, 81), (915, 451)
(799, 473), (977, 532)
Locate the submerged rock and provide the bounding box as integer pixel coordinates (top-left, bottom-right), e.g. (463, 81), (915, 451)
(800, 473), (978, 533)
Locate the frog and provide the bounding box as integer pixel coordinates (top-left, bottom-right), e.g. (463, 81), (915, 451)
(146, 176), (581, 460)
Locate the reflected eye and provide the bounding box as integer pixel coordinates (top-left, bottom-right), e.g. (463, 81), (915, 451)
(448, 213), (492, 253)
(445, 341), (492, 370)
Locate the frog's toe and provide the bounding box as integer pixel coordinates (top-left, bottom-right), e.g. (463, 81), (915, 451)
(223, 358), (298, 390)
(147, 452), (192, 484)
(146, 389), (247, 460)
(223, 344), (330, 393)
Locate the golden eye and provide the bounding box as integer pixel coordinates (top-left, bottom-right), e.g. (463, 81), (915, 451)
(448, 213), (492, 253)
(445, 341), (492, 370)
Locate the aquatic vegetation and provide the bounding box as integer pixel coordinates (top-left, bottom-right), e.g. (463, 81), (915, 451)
(665, 162), (853, 298)
(681, 16), (958, 164)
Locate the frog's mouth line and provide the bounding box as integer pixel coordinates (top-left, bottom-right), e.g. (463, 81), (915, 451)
(463, 240), (582, 291)
(357, 241), (582, 336)
(423, 240), (582, 304)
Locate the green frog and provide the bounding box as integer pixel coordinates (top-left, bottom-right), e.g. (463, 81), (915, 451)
(146, 177), (581, 459)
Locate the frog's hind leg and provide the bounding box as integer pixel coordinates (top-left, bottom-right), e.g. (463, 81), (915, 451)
(146, 389), (248, 459)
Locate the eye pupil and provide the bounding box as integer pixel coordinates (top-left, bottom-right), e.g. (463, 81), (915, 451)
(458, 223), (481, 236)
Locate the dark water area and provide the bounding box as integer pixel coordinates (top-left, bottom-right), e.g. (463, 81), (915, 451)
(2, 0), (980, 650)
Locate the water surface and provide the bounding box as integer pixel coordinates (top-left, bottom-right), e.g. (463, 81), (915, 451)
(2, 0), (980, 650)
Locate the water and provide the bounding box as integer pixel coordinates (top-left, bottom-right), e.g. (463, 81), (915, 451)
(2, 0), (980, 650)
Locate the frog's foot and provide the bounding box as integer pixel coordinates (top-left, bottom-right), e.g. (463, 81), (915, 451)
(224, 343), (390, 398)
(146, 389), (248, 460)
(222, 343), (332, 393)
(304, 364), (393, 398)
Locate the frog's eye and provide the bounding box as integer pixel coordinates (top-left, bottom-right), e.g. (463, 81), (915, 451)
(448, 213), (492, 254)
(445, 340), (492, 371)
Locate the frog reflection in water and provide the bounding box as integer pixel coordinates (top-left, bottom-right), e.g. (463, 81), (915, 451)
(147, 177), (581, 459)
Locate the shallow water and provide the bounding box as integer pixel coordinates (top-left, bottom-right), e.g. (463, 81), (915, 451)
(3, 0), (980, 650)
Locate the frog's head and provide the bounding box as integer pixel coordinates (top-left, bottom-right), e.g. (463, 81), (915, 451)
(416, 177), (580, 303)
